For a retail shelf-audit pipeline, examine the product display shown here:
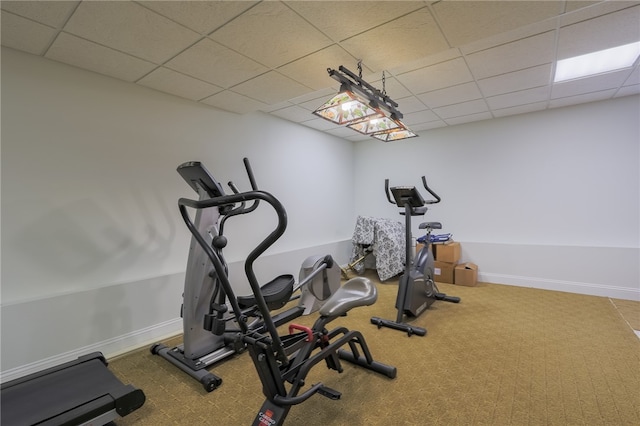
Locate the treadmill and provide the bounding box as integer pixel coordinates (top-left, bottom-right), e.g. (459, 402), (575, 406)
(1, 352), (145, 425)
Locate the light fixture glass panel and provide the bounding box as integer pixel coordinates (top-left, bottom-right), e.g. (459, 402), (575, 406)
(372, 126), (417, 142)
(554, 41), (640, 82)
(347, 115), (401, 134)
(313, 90), (380, 124)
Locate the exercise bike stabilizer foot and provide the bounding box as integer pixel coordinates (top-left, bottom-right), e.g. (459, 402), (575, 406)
(434, 293), (461, 303)
(370, 317), (427, 337)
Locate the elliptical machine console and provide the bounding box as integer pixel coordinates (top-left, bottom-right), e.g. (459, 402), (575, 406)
(370, 177), (460, 337)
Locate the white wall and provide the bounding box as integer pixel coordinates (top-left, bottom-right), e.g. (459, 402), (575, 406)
(0, 47), (354, 377)
(353, 95), (640, 300)
(2, 45), (639, 379)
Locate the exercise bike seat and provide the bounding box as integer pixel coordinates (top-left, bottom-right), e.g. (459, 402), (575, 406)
(237, 274), (295, 310)
(419, 221), (442, 230)
(319, 277), (377, 318)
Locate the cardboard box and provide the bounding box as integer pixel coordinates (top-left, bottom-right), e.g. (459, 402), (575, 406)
(455, 263), (478, 286)
(434, 241), (461, 263)
(433, 261), (456, 284)
(416, 243), (425, 255)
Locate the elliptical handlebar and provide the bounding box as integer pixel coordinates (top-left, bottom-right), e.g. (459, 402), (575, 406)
(226, 157), (260, 215)
(178, 159), (291, 366)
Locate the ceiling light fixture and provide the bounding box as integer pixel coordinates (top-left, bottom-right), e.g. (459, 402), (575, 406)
(313, 62), (417, 142)
(554, 41), (640, 83)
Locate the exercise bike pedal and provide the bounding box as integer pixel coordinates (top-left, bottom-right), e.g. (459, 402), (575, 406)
(316, 384), (342, 400)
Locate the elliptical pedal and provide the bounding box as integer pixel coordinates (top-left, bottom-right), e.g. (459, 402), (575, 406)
(317, 384), (342, 400)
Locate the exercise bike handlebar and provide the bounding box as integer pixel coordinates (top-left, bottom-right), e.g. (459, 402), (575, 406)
(421, 176), (441, 205)
(384, 179), (394, 204)
(384, 177), (441, 206)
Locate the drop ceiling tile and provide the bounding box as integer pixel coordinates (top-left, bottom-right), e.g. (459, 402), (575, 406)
(557, 5), (640, 58)
(478, 64), (552, 97)
(45, 33), (156, 82)
(433, 0), (561, 47)
(615, 85), (640, 97)
(560, 1), (636, 27)
(289, 87), (337, 109)
(166, 38), (268, 88)
(326, 126), (359, 138)
(418, 82), (483, 108)
(340, 8), (450, 73)
(394, 96), (429, 114)
(396, 58), (473, 94)
(3, 0), (634, 134)
(492, 101), (548, 118)
(444, 111), (493, 126)
(232, 72), (312, 104)
(486, 86), (549, 110)
(277, 45), (361, 91)
(200, 90), (268, 114)
(297, 93), (342, 112)
(549, 89), (617, 108)
(259, 101), (295, 113)
(286, 1), (425, 42)
(402, 109), (441, 126)
(137, 67), (223, 101)
(1, 1), (78, 28)
(270, 105), (315, 123)
(563, 1), (601, 15)
(1, 11), (57, 55)
(412, 120), (447, 131)
(138, 1), (258, 35)
(551, 69), (630, 99)
(300, 117), (340, 131)
(624, 67), (640, 86)
(433, 99), (488, 119)
(64, 1), (201, 64)
(460, 19), (558, 55)
(209, 1), (332, 69)
(366, 76), (412, 100)
(465, 31), (556, 80)
(390, 48), (462, 75)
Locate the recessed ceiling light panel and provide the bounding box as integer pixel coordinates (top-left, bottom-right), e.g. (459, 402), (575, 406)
(554, 41), (640, 83)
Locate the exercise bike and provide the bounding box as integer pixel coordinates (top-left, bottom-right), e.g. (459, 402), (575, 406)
(151, 159), (341, 392)
(370, 177), (460, 337)
(177, 158), (397, 425)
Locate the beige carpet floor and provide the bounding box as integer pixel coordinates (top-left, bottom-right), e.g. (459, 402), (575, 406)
(110, 272), (640, 425)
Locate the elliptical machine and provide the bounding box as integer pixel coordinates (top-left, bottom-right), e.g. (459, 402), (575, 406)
(177, 158), (396, 426)
(370, 177), (460, 337)
(151, 159), (341, 392)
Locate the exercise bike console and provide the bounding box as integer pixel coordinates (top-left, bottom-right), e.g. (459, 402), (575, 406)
(390, 186), (425, 208)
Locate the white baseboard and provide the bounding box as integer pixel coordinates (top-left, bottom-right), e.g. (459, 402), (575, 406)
(480, 272), (640, 301)
(0, 318), (182, 383)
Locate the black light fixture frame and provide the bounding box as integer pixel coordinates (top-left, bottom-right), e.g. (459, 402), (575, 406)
(327, 66), (404, 121)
